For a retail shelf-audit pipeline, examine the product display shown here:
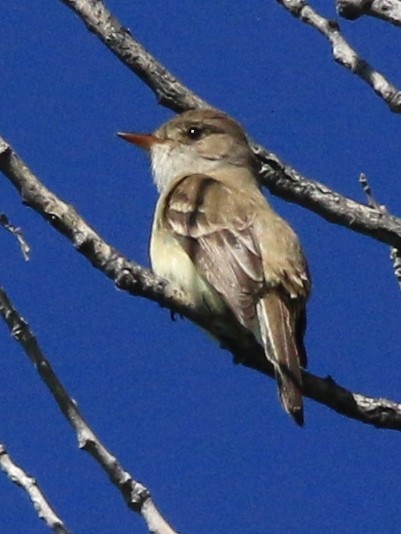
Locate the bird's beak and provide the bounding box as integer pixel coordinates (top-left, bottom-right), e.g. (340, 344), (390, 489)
(117, 132), (161, 151)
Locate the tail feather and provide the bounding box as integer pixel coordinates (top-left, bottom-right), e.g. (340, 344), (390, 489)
(256, 293), (304, 426)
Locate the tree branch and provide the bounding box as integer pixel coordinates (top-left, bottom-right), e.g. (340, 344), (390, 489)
(1, 137), (401, 430)
(0, 288), (179, 534)
(0, 443), (69, 533)
(337, 0), (401, 26)
(59, 0), (208, 112)
(277, 0), (401, 112)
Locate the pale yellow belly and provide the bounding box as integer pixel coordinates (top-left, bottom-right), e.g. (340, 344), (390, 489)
(150, 226), (225, 315)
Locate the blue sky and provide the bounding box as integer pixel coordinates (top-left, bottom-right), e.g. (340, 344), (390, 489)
(2, 1), (401, 532)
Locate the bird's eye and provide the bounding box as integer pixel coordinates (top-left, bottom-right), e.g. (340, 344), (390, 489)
(187, 126), (203, 140)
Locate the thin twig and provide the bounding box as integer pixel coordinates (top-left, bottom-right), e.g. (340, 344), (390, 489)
(277, 0), (401, 112)
(1, 140), (401, 430)
(390, 247), (401, 290)
(0, 443), (69, 533)
(337, 0), (401, 27)
(0, 289), (179, 534)
(359, 172), (401, 293)
(0, 213), (30, 261)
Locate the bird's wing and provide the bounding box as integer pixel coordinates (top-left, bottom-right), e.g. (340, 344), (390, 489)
(161, 173), (310, 424)
(161, 174), (265, 328)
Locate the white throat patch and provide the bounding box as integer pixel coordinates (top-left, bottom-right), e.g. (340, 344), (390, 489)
(150, 142), (222, 193)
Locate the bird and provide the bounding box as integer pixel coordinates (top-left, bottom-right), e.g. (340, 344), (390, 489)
(118, 109), (310, 425)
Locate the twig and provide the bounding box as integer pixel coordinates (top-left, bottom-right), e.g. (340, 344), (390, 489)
(337, 0), (401, 27)
(0, 443), (69, 533)
(390, 247), (401, 290)
(1, 139), (401, 430)
(0, 213), (30, 261)
(0, 289), (179, 534)
(359, 172), (384, 212)
(277, 0), (401, 112)
(359, 172), (401, 292)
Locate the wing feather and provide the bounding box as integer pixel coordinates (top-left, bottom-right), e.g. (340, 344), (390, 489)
(163, 174), (264, 328)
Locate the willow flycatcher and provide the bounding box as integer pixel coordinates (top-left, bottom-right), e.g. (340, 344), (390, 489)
(118, 110), (310, 425)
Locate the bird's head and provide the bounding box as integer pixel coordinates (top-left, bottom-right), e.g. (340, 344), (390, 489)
(118, 109), (257, 192)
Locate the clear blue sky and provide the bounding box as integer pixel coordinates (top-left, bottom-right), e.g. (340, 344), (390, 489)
(2, 1), (401, 533)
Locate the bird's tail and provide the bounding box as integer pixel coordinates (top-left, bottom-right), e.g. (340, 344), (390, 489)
(256, 293), (304, 426)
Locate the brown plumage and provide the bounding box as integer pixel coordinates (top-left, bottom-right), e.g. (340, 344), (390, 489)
(118, 110), (311, 425)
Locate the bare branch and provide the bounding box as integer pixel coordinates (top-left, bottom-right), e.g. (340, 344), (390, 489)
(337, 0), (401, 26)
(0, 443), (69, 533)
(0, 288), (179, 534)
(0, 213), (30, 261)
(277, 0), (401, 112)
(1, 138), (401, 430)
(254, 147), (401, 249)
(58, 0), (208, 112)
